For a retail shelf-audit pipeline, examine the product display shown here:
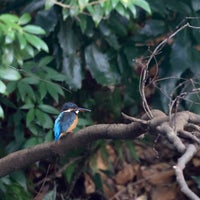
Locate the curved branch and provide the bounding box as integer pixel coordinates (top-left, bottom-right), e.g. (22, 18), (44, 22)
(174, 144), (200, 200)
(0, 122), (146, 178)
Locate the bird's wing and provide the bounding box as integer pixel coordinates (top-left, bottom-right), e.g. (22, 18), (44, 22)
(54, 112), (63, 141)
(54, 112), (76, 141)
(60, 112), (76, 132)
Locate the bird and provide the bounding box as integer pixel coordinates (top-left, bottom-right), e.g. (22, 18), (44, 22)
(54, 102), (91, 141)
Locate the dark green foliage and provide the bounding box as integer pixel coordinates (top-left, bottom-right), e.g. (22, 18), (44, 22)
(0, 0), (200, 198)
(0, 172), (32, 200)
(192, 176), (200, 189)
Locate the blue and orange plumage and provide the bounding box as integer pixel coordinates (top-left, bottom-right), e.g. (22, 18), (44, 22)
(54, 102), (91, 141)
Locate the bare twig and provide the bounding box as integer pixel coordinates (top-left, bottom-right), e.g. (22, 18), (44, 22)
(121, 112), (149, 125)
(178, 130), (200, 144)
(174, 144), (200, 200)
(49, 0), (106, 9)
(139, 23), (190, 119)
(49, 0), (70, 8)
(139, 22), (200, 120)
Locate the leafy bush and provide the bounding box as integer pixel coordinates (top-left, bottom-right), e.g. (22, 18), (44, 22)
(1, 0), (200, 198)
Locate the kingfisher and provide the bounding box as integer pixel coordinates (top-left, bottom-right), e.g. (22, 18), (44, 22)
(54, 102), (91, 141)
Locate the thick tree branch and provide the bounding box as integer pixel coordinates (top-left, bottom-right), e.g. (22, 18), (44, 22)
(0, 122), (145, 178)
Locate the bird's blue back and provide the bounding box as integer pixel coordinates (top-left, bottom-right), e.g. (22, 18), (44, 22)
(54, 111), (76, 141)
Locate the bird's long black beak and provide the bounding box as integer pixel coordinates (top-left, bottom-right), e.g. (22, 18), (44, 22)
(77, 107), (91, 112)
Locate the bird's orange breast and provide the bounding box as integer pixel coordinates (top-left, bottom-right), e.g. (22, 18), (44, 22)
(67, 115), (78, 133)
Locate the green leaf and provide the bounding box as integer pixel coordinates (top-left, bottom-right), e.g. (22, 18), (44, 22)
(62, 7), (70, 20)
(139, 19), (166, 37)
(0, 14), (19, 23)
(11, 171), (27, 191)
(15, 52), (23, 66)
(78, 0), (89, 10)
(20, 103), (34, 109)
(107, 13), (128, 36)
(99, 22), (120, 49)
(45, 0), (55, 10)
(64, 162), (76, 183)
(3, 181), (32, 199)
(1, 176), (11, 188)
(116, 3), (129, 19)
(38, 82), (47, 100)
(129, 4), (136, 17)
(23, 137), (39, 148)
(39, 56), (53, 66)
(170, 31), (192, 76)
(23, 25), (46, 35)
(85, 44), (120, 85)
(158, 31), (192, 112)
(22, 77), (39, 85)
(35, 109), (53, 128)
(46, 82), (64, 103)
(44, 67), (66, 81)
(0, 23), (8, 36)
(42, 187), (56, 200)
(120, 0), (129, 8)
(166, 1), (191, 14)
(6, 81), (17, 94)
(2, 48), (14, 66)
(132, 0), (151, 14)
(0, 95), (16, 108)
(28, 123), (41, 136)
(90, 4), (104, 25)
(185, 92), (200, 114)
(44, 130), (53, 142)
(58, 20), (80, 55)
(24, 33), (49, 52)
(17, 81), (36, 101)
(25, 45), (35, 57)
(36, 7), (58, 34)
(26, 108), (35, 126)
(18, 13), (31, 25)
(35, 109), (44, 124)
(102, 0), (114, 15)
(17, 33), (27, 50)
(0, 67), (21, 81)
(69, 1), (80, 16)
(62, 55), (82, 89)
(192, 0), (200, 11)
(0, 104), (4, 119)
(58, 21), (83, 88)
(38, 104), (59, 114)
(0, 80), (6, 94)
(78, 117), (92, 126)
(5, 31), (15, 44)
(111, 0), (120, 8)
